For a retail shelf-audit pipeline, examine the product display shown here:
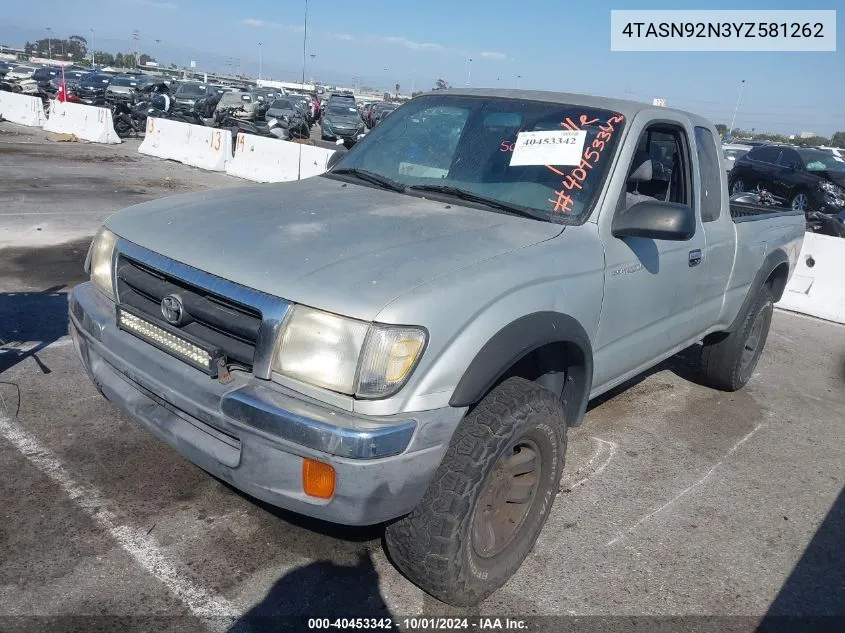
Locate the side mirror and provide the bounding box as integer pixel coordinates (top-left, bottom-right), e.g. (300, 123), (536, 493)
(327, 148), (347, 169)
(612, 200), (695, 241)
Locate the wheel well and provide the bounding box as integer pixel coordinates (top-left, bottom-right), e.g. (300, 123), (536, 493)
(472, 341), (590, 427)
(765, 262), (790, 302)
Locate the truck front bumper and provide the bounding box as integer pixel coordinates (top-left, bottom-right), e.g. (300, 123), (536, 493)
(69, 282), (465, 525)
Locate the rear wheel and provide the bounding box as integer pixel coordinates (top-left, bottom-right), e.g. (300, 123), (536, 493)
(730, 178), (746, 195)
(701, 285), (774, 391)
(384, 377), (566, 606)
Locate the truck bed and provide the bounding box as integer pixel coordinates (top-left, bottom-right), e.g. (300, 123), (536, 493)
(730, 202), (804, 223)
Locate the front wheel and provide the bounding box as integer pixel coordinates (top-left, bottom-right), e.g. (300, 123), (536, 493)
(385, 377), (566, 606)
(701, 285), (774, 391)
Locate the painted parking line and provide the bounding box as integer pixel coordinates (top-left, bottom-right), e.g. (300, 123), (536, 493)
(0, 411), (239, 630)
(560, 436), (618, 492)
(606, 423), (765, 546)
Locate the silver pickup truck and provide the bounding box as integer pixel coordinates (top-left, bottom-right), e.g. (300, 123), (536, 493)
(70, 89), (805, 606)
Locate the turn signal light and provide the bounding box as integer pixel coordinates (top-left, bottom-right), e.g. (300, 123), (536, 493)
(302, 458), (336, 499)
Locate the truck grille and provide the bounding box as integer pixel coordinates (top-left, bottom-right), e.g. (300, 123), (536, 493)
(115, 256), (262, 371)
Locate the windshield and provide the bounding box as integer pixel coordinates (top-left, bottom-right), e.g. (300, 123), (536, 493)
(110, 77), (137, 87)
(327, 105), (358, 117)
(81, 74), (110, 87)
(330, 95), (626, 223)
(13, 66), (34, 73)
(797, 149), (845, 172)
(270, 99), (294, 110)
(176, 83), (207, 97)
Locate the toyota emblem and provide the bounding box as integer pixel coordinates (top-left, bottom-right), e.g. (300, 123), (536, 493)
(160, 294), (185, 325)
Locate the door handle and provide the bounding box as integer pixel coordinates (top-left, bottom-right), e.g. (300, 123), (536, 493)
(689, 249), (703, 267)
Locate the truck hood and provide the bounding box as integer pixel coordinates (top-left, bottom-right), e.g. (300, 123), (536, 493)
(105, 177), (563, 321)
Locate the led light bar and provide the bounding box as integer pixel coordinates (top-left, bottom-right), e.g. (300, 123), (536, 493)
(116, 306), (224, 377)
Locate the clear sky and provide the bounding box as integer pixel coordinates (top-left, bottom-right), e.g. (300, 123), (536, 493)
(2, 0), (843, 135)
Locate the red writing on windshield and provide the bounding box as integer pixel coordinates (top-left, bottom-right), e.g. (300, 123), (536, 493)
(546, 114), (625, 214)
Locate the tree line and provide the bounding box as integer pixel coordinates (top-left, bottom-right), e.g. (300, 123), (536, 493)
(713, 124), (843, 148)
(22, 37), (161, 70)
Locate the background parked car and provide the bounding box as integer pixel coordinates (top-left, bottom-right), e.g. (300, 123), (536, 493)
(320, 102), (365, 146)
(172, 81), (211, 111)
(729, 144), (845, 213)
(31, 66), (61, 92)
(214, 91), (257, 121)
(106, 75), (141, 101)
(6, 65), (36, 81)
(722, 143), (751, 173)
(264, 97), (299, 124)
(288, 94), (315, 125)
(250, 87), (283, 119)
(368, 102), (399, 128)
(74, 72), (111, 104)
(49, 69), (90, 94)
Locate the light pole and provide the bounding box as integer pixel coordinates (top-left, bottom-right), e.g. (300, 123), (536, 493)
(517, 74), (521, 89)
(301, 0), (309, 86)
(728, 79), (746, 139)
(466, 57), (472, 86)
(90, 28), (95, 66)
(46, 27), (52, 60)
(258, 42), (262, 81)
(309, 53), (316, 84)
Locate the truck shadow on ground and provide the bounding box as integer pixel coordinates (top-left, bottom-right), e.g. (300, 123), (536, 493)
(757, 485), (845, 630)
(227, 550), (398, 632)
(0, 286), (69, 376)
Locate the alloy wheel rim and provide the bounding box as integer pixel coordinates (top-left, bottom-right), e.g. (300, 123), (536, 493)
(471, 440), (542, 559)
(791, 193), (808, 212)
(740, 307), (767, 374)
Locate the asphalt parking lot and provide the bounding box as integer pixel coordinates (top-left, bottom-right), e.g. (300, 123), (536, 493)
(1, 121), (843, 631)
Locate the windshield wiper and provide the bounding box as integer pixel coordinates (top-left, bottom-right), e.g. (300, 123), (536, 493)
(329, 168), (406, 192)
(408, 184), (549, 222)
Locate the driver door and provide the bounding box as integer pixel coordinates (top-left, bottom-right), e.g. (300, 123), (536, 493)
(592, 117), (707, 392)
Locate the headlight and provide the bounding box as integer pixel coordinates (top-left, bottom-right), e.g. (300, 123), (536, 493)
(819, 181), (844, 196)
(274, 306), (369, 394)
(85, 227), (117, 299)
(272, 305), (427, 398)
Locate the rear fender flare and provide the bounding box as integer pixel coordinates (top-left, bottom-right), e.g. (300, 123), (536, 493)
(726, 247), (789, 333)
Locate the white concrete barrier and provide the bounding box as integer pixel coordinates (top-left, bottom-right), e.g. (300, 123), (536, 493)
(226, 133), (334, 183)
(0, 92), (46, 127)
(138, 117), (231, 171)
(778, 232), (845, 325)
(42, 100), (121, 144)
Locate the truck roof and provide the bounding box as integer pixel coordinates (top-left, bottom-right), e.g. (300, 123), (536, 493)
(425, 88), (715, 130)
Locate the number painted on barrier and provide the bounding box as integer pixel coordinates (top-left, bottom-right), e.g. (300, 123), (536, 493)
(236, 133), (246, 153)
(211, 130), (222, 152)
(97, 109), (106, 124)
(147, 117), (154, 134)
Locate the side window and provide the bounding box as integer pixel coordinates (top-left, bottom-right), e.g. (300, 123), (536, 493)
(624, 124), (691, 208)
(777, 149), (801, 169)
(751, 147), (780, 164)
(694, 126), (722, 222)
